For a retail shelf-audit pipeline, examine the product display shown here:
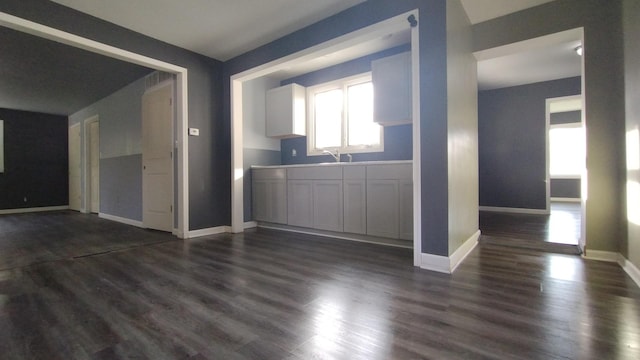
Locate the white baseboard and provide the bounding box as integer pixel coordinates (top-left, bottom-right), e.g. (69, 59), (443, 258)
(550, 197), (581, 203)
(420, 230), (480, 274)
(420, 253), (451, 273)
(450, 230), (480, 272)
(98, 213), (144, 228)
(244, 221), (258, 229)
(479, 206), (549, 215)
(0, 205), (69, 215)
(583, 249), (619, 262)
(618, 254), (640, 288)
(188, 226), (231, 238)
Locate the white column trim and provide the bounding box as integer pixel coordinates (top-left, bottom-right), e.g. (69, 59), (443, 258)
(99, 213), (144, 228)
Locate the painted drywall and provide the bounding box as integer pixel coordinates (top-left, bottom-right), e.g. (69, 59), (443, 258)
(69, 77), (146, 221)
(0, 0), (227, 231)
(551, 110), (581, 125)
(446, 0), (479, 256)
(478, 77), (581, 209)
(551, 179), (581, 198)
(242, 76), (282, 222)
(279, 45), (413, 165)
(0, 108), (68, 209)
(473, 0), (626, 253)
(224, 0), (450, 256)
(623, 0), (640, 267)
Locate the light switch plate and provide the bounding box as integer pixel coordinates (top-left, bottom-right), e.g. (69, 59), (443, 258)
(188, 128), (200, 136)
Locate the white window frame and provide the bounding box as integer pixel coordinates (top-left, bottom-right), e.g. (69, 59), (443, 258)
(549, 122), (584, 179)
(306, 73), (383, 156)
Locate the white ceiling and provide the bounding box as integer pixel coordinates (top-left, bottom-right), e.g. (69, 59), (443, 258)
(51, 0), (365, 61)
(459, 0), (555, 24)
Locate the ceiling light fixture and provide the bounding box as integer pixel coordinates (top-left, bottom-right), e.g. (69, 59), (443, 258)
(575, 45), (583, 56)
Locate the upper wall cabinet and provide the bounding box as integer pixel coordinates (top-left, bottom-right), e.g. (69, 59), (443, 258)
(265, 83), (306, 138)
(372, 52), (412, 126)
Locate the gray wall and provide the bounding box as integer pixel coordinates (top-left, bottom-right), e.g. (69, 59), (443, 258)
(1, 0), (226, 232)
(69, 77), (146, 221)
(446, 0), (479, 255)
(478, 77), (581, 209)
(473, 0), (626, 253)
(0, 108), (68, 210)
(224, 0), (451, 256)
(623, 0), (640, 269)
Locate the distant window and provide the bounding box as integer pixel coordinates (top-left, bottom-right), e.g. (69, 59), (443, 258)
(550, 123), (584, 177)
(307, 73), (383, 155)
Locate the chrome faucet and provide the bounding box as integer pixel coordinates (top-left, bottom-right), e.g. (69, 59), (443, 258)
(346, 153), (353, 163)
(323, 149), (340, 162)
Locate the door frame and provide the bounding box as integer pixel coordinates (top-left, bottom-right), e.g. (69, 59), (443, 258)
(0, 12), (191, 238)
(68, 122), (82, 211)
(82, 115), (99, 213)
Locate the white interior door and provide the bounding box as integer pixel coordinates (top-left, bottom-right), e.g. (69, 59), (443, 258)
(142, 82), (173, 232)
(89, 121), (100, 213)
(68, 123), (81, 211)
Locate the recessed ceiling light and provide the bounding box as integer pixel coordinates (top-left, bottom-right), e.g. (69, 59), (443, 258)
(575, 45), (583, 56)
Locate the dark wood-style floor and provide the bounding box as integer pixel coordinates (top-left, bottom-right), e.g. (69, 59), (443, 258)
(0, 211), (638, 359)
(480, 202), (582, 254)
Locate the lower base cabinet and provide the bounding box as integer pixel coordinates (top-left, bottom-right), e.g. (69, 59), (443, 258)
(252, 168), (287, 224)
(253, 162), (411, 240)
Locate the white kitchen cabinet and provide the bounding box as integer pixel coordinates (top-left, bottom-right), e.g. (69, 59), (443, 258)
(366, 180), (399, 238)
(252, 168), (287, 224)
(287, 180), (314, 228)
(343, 166), (366, 234)
(366, 163), (412, 239)
(265, 83), (306, 138)
(372, 52), (412, 126)
(399, 180), (413, 240)
(287, 166), (343, 231)
(313, 180), (343, 232)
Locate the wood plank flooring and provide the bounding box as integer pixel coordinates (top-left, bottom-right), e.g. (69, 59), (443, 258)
(480, 203), (582, 254)
(0, 211), (638, 359)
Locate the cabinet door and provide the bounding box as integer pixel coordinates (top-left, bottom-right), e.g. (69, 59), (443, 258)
(252, 180), (269, 222)
(313, 180), (343, 232)
(269, 180), (287, 224)
(398, 180), (413, 240)
(266, 84), (305, 138)
(366, 180), (399, 238)
(287, 180), (313, 228)
(372, 52), (412, 126)
(343, 180), (366, 234)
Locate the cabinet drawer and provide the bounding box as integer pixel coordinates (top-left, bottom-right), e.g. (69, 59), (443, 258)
(287, 166), (342, 180)
(366, 164), (412, 180)
(252, 168), (286, 180)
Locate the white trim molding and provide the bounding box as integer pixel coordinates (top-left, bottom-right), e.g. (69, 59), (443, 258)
(420, 230), (480, 274)
(583, 249), (619, 262)
(188, 226), (232, 238)
(244, 221), (258, 229)
(0, 205), (69, 215)
(550, 197), (581, 203)
(618, 254), (640, 288)
(450, 230), (481, 272)
(479, 206), (550, 215)
(99, 213), (144, 228)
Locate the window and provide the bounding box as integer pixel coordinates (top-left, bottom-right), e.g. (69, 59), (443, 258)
(307, 73), (383, 155)
(549, 123), (585, 177)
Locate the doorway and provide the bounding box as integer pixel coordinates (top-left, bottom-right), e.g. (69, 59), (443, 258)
(0, 11), (190, 238)
(69, 123), (81, 211)
(83, 115), (100, 213)
(230, 10), (422, 265)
